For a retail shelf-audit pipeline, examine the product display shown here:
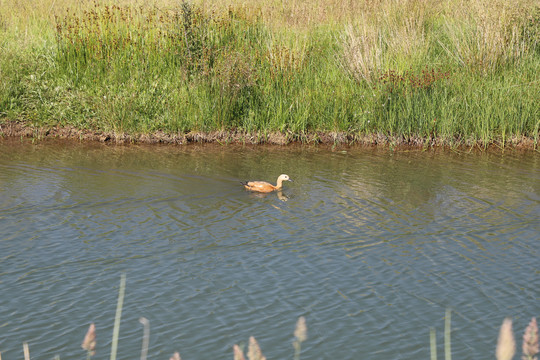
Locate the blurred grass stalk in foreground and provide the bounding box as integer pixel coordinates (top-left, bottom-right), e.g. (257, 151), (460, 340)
(7, 274), (538, 359)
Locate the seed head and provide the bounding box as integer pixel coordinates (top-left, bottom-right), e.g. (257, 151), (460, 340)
(522, 317), (539, 360)
(497, 317), (516, 360)
(247, 336), (266, 360)
(294, 316), (307, 343)
(81, 323), (96, 356)
(233, 344), (245, 360)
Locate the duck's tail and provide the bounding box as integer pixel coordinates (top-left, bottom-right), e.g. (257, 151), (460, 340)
(239, 181), (248, 186)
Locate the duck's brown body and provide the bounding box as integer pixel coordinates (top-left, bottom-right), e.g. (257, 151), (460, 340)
(241, 174), (292, 193)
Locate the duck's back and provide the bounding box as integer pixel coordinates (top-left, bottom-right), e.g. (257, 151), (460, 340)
(243, 181), (276, 193)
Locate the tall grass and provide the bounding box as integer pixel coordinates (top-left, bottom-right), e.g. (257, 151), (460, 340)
(0, 0), (538, 146)
(6, 275), (538, 360)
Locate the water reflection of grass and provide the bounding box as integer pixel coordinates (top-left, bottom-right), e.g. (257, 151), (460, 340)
(0, 0), (538, 147)
(6, 276), (538, 359)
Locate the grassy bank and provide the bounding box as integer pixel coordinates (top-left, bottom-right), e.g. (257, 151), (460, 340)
(0, 0), (538, 147)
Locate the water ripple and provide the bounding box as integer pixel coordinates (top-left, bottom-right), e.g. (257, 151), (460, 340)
(0, 144), (538, 359)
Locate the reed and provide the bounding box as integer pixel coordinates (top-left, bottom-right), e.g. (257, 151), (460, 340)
(6, 276), (537, 359)
(497, 318), (516, 360)
(430, 327), (437, 360)
(139, 317), (150, 360)
(23, 342), (29, 360)
(0, 0), (538, 147)
(81, 323), (96, 359)
(293, 316), (307, 360)
(111, 273), (126, 360)
(522, 317), (539, 360)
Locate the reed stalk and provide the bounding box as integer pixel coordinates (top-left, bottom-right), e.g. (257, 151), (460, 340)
(23, 342), (29, 360)
(139, 317), (150, 360)
(110, 274), (126, 360)
(445, 308), (452, 360)
(430, 327), (437, 360)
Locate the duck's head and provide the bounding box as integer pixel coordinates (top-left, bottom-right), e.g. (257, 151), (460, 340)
(278, 174), (292, 182)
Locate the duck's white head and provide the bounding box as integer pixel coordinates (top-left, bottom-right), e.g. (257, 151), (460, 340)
(278, 174), (292, 182)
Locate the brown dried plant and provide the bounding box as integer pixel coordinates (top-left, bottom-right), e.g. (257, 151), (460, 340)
(294, 316), (307, 343)
(441, 0), (532, 73)
(341, 22), (383, 84)
(266, 41), (308, 84)
(81, 323), (96, 357)
(216, 49), (257, 96)
(522, 317), (539, 360)
(293, 316), (307, 360)
(23, 342), (30, 360)
(247, 336), (266, 360)
(233, 344), (246, 360)
(497, 317), (516, 360)
(378, 67), (450, 96)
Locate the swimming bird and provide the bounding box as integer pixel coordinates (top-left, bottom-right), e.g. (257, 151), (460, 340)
(241, 174), (292, 193)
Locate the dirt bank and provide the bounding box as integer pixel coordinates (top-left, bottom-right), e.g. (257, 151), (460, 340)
(0, 120), (537, 150)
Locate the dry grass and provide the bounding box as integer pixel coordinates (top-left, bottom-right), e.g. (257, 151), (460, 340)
(7, 314), (539, 360)
(340, 0), (433, 83)
(2, 0), (535, 76)
(443, 0), (538, 72)
(496, 317), (516, 360)
(340, 0), (537, 82)
(0, 0), (364, 31)
(340, 22), (384, 84)
(522, 317), (539, 360)
(1, 276), (537, 360)
(1, 0), (538, 145)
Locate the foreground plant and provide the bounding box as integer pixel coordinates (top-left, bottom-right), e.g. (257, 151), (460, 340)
(429, 308), (452, 360)
(233, 336), (266, 360)
(139, 317), (150, 360)
(497, 318), (516, 360)
(233, 344), (245, 360)
(3, 274), (537, 359)
(522, 317), (539, 360)
(81, 323), (96, 359)
(293, 316), (307, 360)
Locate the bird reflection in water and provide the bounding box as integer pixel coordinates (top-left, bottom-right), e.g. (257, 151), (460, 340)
(248, 190), (289, 202)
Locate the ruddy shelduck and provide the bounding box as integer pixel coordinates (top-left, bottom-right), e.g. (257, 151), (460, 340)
(241, 174), (292, 193)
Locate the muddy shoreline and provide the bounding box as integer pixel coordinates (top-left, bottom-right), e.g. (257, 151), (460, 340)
(0, 120), (537, 150)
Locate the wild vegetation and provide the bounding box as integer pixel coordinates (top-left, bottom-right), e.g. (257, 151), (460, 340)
(4, 275), (538, 360)
(0, 0), (538, 147)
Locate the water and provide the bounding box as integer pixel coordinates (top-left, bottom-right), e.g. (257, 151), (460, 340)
(0, 140), (538, 359)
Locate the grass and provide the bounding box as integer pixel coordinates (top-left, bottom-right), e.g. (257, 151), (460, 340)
(0, 0), (538, 147)
(4, 275), (537, 360)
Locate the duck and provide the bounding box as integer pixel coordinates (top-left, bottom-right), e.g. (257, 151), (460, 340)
(241, 174), (292, 193)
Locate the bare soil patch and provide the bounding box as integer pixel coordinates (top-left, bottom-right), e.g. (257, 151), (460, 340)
(0, 120), (536, 150)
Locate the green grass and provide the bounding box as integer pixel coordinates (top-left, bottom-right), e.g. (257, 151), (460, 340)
(0, 0), (538, 147)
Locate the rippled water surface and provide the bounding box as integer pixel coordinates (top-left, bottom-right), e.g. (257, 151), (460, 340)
(0, 140), (538, 359)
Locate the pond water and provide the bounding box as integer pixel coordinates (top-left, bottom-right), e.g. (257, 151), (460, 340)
(0, 140), (538, 360)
